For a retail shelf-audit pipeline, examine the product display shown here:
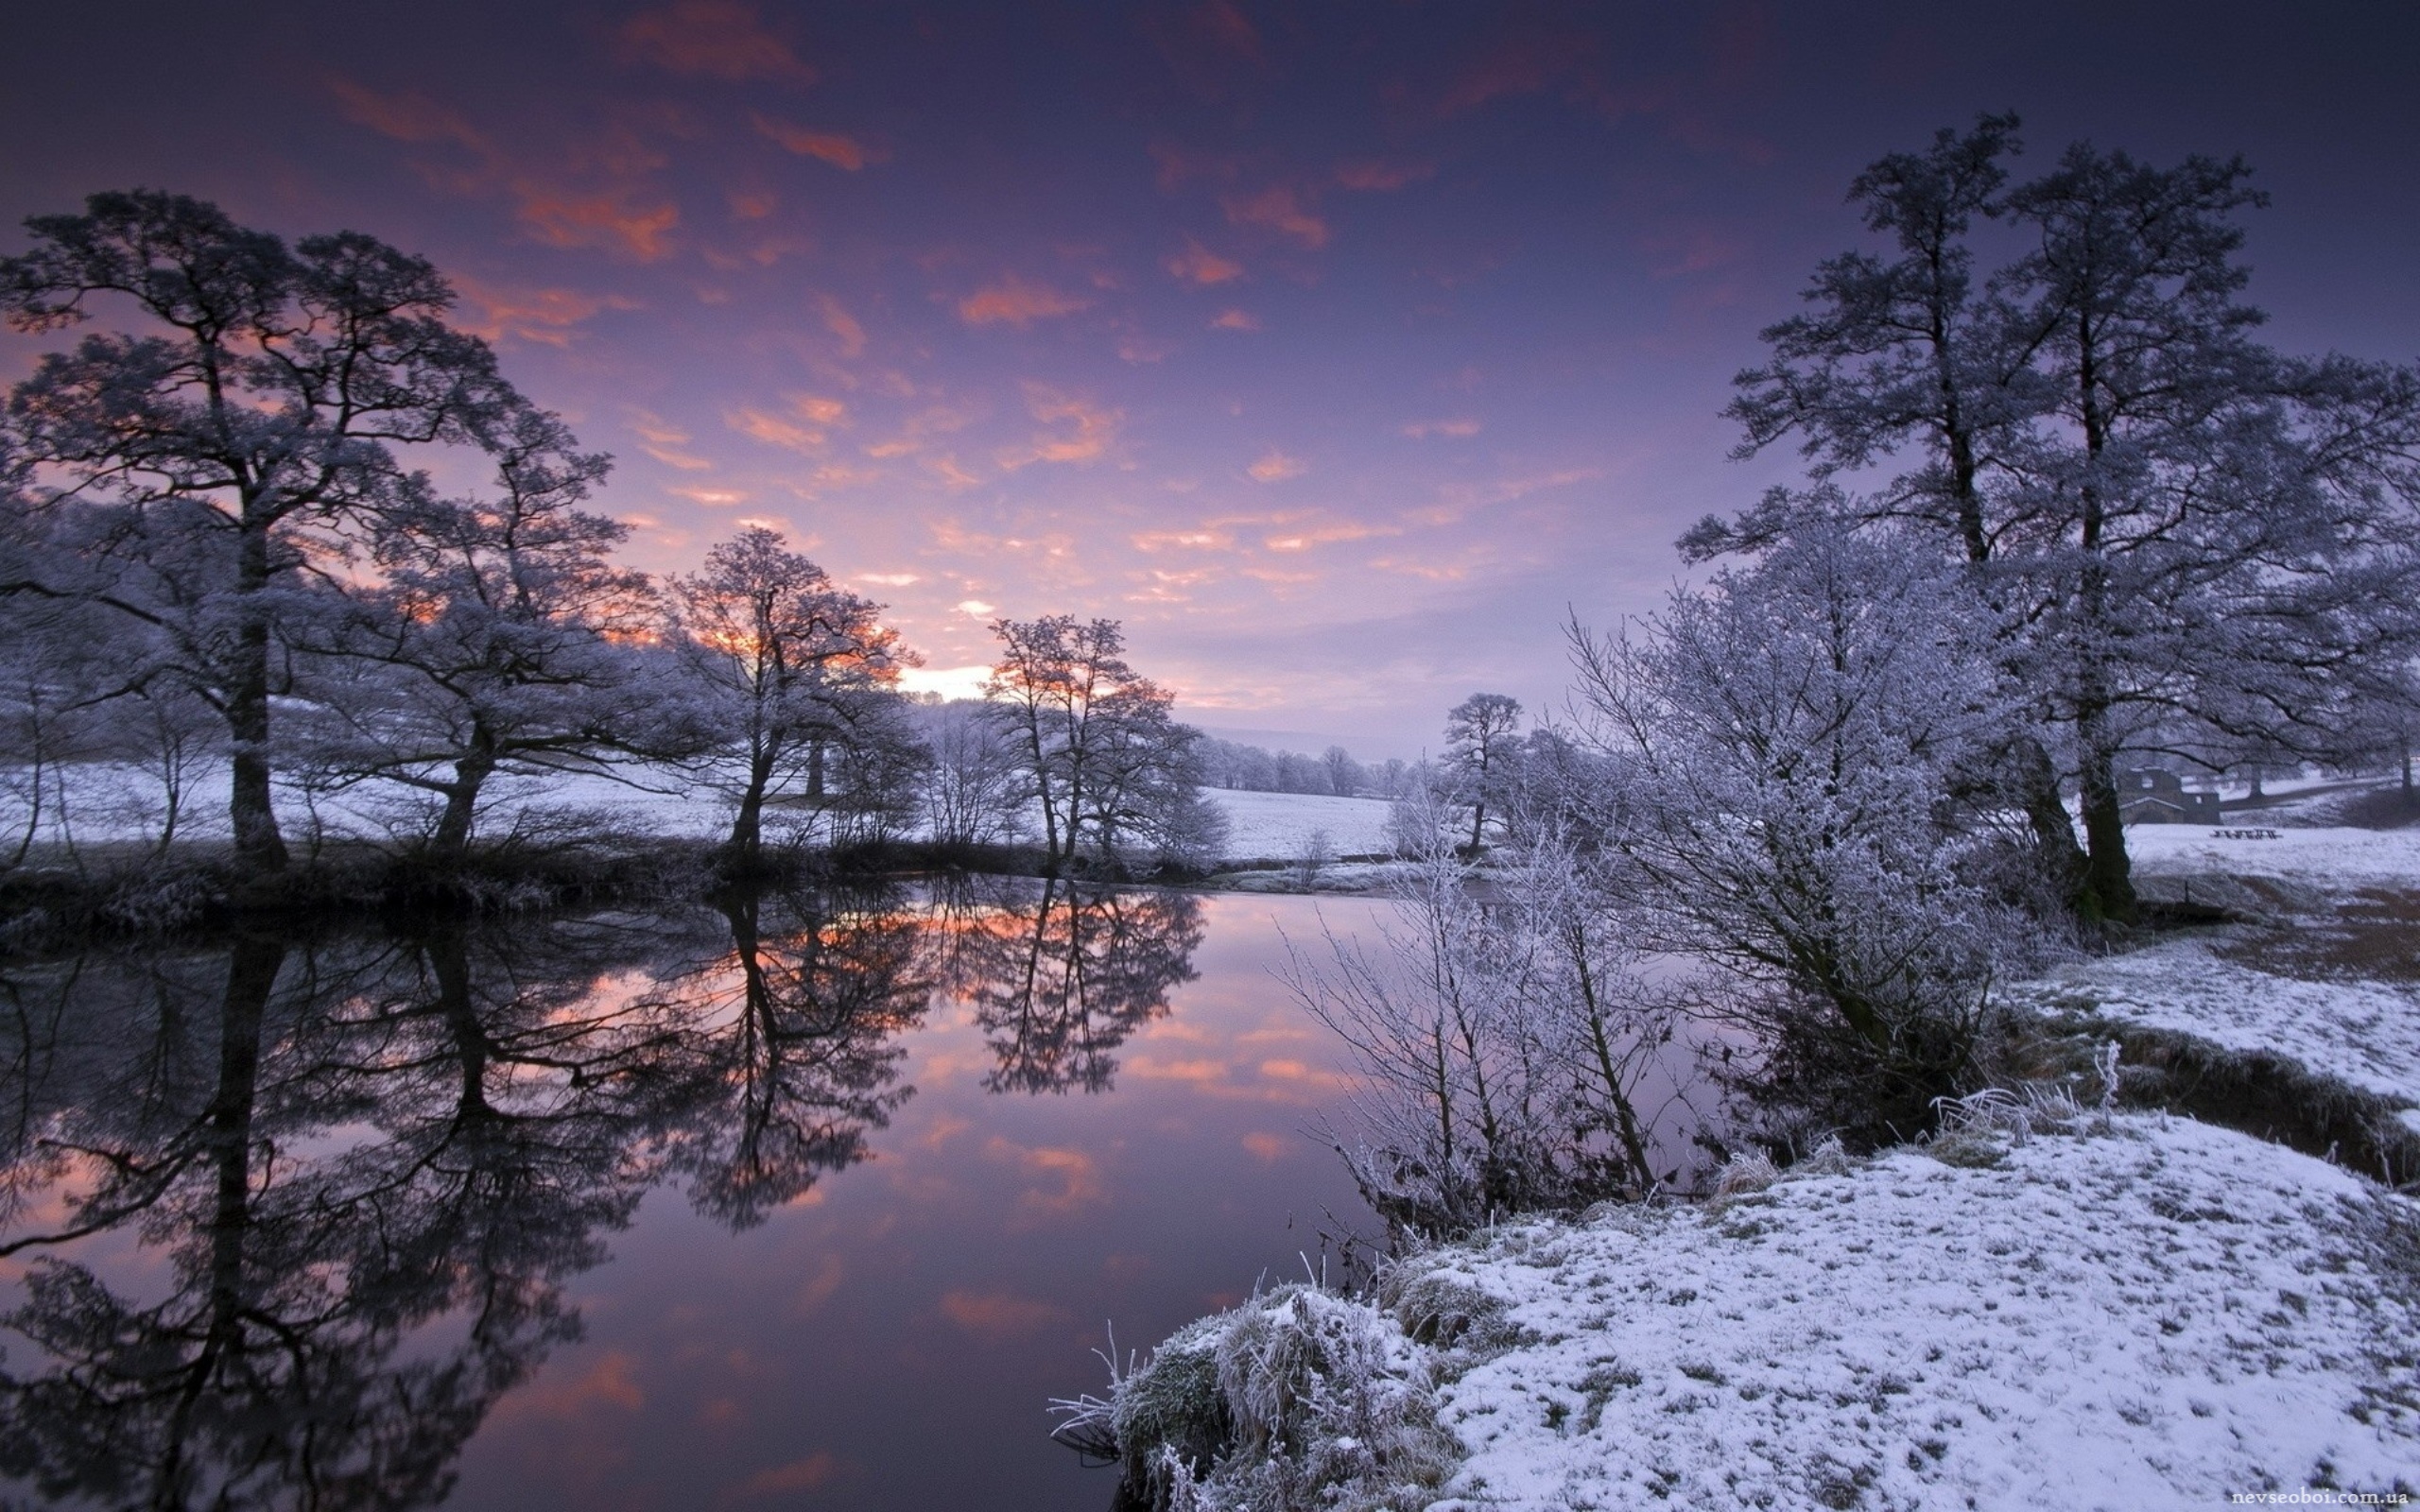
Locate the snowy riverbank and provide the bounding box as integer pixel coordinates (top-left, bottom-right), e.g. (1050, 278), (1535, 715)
(1081, 825), (2420, 1510)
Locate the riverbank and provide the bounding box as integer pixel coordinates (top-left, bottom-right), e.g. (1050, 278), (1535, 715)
(1079, 824), (2420, 1510)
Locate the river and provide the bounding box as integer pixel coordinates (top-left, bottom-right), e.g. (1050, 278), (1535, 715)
(0, 881), (1400, 1509)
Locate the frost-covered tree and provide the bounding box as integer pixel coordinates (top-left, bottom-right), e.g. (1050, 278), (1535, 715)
(1321, 744), (1363, 798)
(1440, 692), (1521, 853)
(983, 615), (1217, 873)
(671, 526), (906, 870)
(1712, 120), (2420, 923)
(1570, 525), (2026, 1119)
(296, 407), (666, 857)
(0, 191), (534, 875)
(913, 698), (1027, 850)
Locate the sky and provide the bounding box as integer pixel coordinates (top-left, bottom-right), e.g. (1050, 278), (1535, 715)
(6, 1), (2419, 756)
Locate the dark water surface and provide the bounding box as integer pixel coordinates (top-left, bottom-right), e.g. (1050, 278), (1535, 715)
(0, 882), (1386, 1510)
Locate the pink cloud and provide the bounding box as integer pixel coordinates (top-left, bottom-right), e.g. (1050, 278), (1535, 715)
(1247, 448), (1305, 482)
(1166, 236), (1244, 285)
(617, 1), (817, 84)
(450, 277), (638, 347)
(957, 275), (1090, 327)
(998, 385), (1119, 468)
(817, 293), (869, 357)
(938, 1290), (1072, 1342)
(752, 112), (885, 169)
(1335, 159), (1436, 191)
(1210, 308), (1261, 332)
(735, 1452), (841, 1496)
(1401, 417), (1482, 438)
(1223, 184), (1328, 249)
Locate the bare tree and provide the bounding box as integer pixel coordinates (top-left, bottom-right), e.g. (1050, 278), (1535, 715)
(295, 407), (666, 858)
(914, 699), (1027, 850)
(983, 615), (1215, 873)
(671, 526), (906, 870)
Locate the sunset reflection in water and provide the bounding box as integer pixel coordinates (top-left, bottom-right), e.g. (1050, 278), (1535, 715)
(0, 883), (1380, 1511)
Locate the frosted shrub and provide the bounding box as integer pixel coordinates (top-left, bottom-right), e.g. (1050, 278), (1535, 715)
(1058, 1285), (1458, 1512)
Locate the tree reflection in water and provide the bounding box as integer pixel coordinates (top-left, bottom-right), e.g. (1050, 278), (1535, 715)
(931, 877), (1205, 1095)
(0, 879), (1208, 1509)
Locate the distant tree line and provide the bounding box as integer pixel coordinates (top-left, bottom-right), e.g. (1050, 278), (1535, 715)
(1194, 737), (1414, 800)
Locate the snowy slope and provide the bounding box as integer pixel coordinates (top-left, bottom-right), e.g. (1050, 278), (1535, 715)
(1201, 789), (1394, 860)
(2013, 936), (2420, 1108)
(1424, 1120), (2420, 1510)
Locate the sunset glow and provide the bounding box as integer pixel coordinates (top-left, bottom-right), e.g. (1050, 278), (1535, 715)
(6, 2), (2414, 751)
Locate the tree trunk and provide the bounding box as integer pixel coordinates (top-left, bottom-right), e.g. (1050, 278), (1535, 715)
(2074, 735), (2136, 925)
(431, 738), (496, 857)
(227, 516), (288, 875)
(728, 734), (782, 872)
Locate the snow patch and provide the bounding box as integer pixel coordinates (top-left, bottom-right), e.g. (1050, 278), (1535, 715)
(1422, 1118), (2420, 1510)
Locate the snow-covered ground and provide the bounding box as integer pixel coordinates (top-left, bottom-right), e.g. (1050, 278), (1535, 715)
(4, 760), (1391, 867)
(1095, 820), (2420, 1508)
(2129, 823), (2420, 895)
(1201, 788), (1393, 861)
(1421, 1119), (2420, 1509)
(2013, 936), (2420, 1109)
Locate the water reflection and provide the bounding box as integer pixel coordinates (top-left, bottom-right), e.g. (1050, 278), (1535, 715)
(934, 879), (1206, 1095)
(0, 880), (1214, 1511)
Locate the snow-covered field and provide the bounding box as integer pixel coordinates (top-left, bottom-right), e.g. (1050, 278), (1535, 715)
(4, 760), (1390, 867)
(1422, 1118), (2419, 1509)
(1201, 788), (1393, 861)
(2130, 823), (2420, 895)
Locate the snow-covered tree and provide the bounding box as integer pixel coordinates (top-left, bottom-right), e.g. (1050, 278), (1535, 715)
(913, 698), (1028, 850)
(1441, 692), (1521, 853)
(1711, 122), (2420, 923)
(1570, 525), (2026, 1119)
(296, 407), (667, 857)
(983, 615), (1218, 873)
(671, 526), (907, 870)
(0, 192), (535, 875)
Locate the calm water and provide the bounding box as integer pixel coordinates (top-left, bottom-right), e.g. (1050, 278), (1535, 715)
(0, 881), (1401, 1510)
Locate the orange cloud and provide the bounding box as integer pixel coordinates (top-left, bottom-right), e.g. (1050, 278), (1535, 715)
(938, 1290), (1072, 1342)
(957, 275), (1090, 327)
(451, 277), (637, 347)
(627, 408), (713, 470)
(1166, 236), (1244, 285)
(618, 1), (816, 84)
(1210, 308), (1261, 332)
(728, 189), (776, 219)
(328, 78), (487, 153)
(1336, 159), (1436, 191)
(752, 112), (884, 169)
(727, 393), (847, 453)
(1223, 184), (1328, 249)
(998, 385), (1120, 469)
(1242, 1131), (1289, 1163)
(515, 192), (680, 261)
(735, 1452), (841, 1496)
(1247, 448), (1306, 483)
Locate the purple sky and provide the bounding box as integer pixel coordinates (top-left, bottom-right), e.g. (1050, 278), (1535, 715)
(7, 2), (2418, 754)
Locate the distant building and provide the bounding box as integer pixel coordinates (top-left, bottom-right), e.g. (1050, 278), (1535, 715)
(2118, 768), (2223, 825)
